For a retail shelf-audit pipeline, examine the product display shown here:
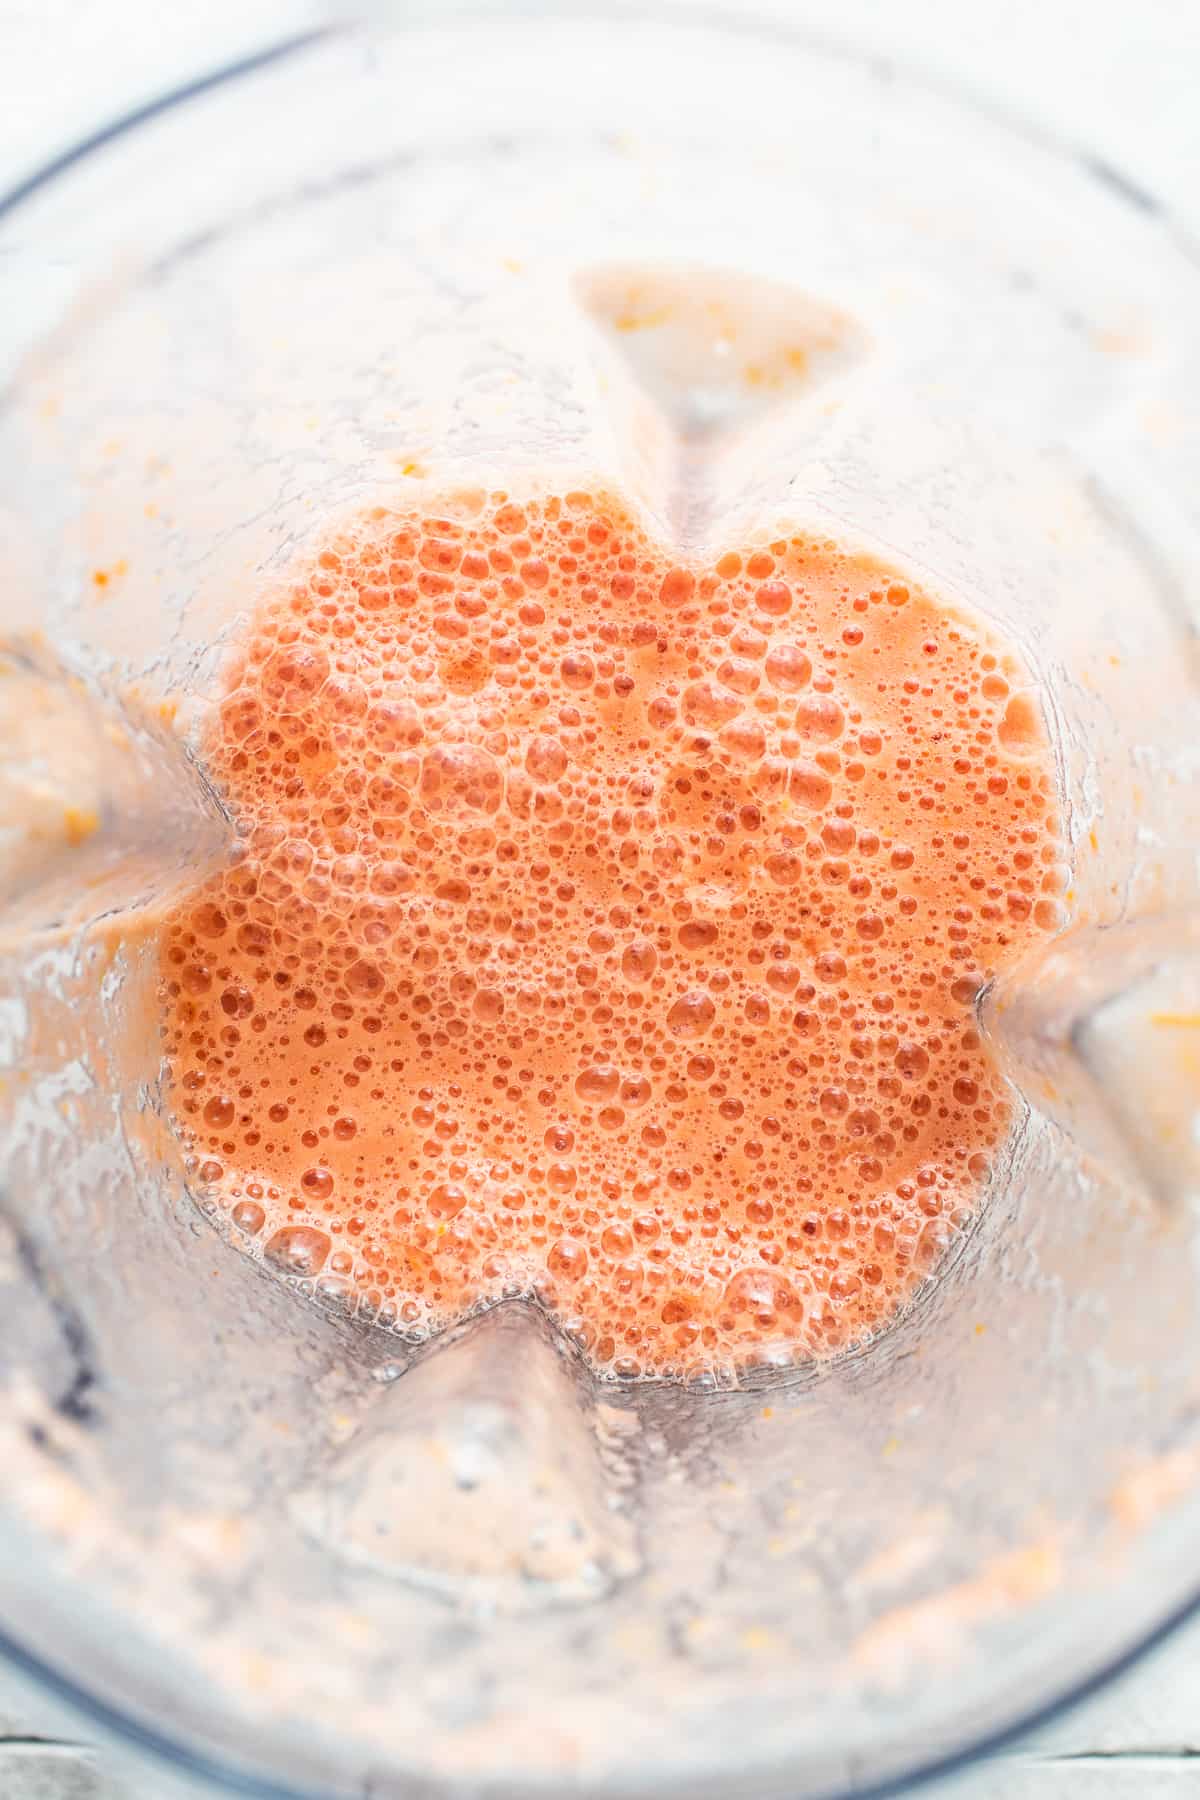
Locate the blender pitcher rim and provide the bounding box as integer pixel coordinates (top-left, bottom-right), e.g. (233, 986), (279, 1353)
(1, 3), (1198, 256)
(1, 8), (1199, 1799)
(5, 1585), (1200, 1800)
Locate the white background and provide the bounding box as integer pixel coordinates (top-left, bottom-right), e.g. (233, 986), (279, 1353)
(1, 2), (1199, 1796)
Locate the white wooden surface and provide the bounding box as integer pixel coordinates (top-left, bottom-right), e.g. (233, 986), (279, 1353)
(2, 0), (1200, 1794)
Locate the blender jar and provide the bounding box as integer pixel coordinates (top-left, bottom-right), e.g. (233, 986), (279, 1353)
(1, 7), (1199, 1797)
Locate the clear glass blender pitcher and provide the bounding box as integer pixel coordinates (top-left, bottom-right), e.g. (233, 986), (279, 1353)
(1, 7), (1200, 1797)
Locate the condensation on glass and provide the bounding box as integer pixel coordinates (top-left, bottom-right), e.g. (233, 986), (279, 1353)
(0, 11), (1198, 1799)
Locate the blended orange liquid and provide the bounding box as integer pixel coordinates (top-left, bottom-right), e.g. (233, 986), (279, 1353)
(159, 490), (1064, 1376)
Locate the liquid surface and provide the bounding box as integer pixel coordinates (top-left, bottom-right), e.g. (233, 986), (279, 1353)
(159, 489), (1064, 1376)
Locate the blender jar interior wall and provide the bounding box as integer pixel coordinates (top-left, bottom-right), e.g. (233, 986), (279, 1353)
(0, 11), (1198, 1798)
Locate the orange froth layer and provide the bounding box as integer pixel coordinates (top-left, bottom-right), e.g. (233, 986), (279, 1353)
(158, 490), (1064, 1376)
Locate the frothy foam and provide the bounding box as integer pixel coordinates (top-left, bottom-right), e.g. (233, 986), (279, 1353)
(158, 489), (1065, 1377)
